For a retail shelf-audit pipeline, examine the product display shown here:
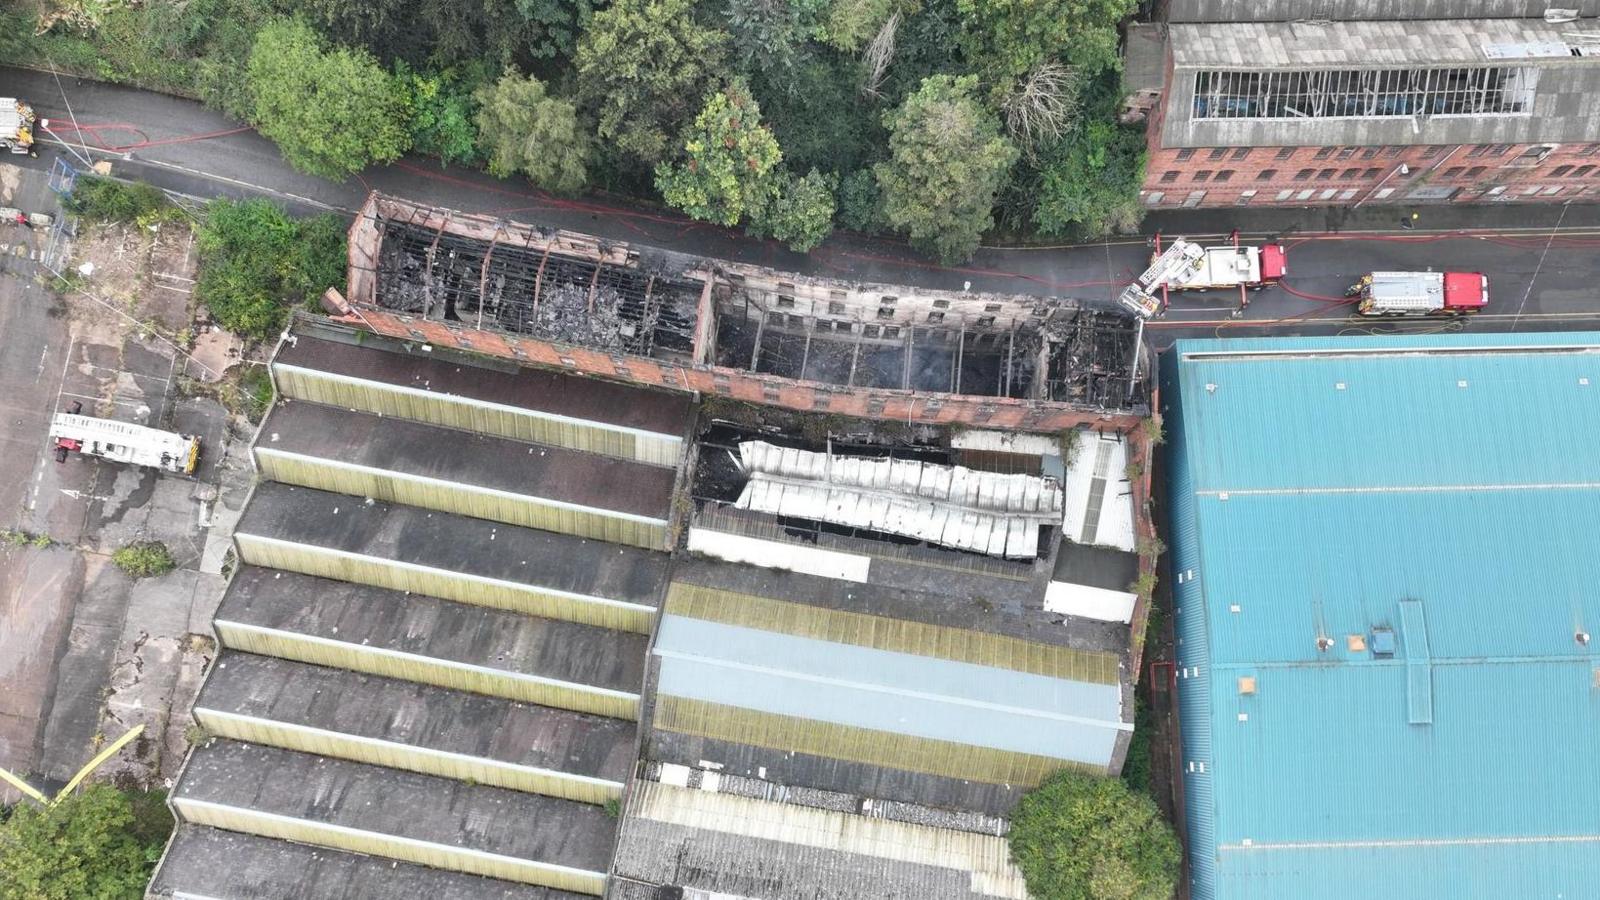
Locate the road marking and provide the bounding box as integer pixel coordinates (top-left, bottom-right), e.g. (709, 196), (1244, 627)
(56, 390), (146, 410)
(36, 344), (48, 379)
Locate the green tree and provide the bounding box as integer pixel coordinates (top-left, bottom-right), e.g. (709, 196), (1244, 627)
(474, 70), (591, 193)
(574, 0), (730, 165)
(0, 784), (174, 900)
(246, 18), (411, 181)
(397, 63), (483, 166)
(955, 0), (1133, 92)
(726, 0), (821, 80)
(1030, 74), (1146, 238)
(835, 167), (885, 232)
(655, 82), (783, 227)
(875, 74), (1017, 263)
(1007, 769), (1180, 900)
(749, 168), (836, 252)
(753, 54), (884, 177)
(820, 0), (913, 52)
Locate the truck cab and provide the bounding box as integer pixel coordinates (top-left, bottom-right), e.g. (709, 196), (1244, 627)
(1, 98), (40, 157)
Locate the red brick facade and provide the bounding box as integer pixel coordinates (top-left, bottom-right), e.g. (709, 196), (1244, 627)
(1142, 140), (1600, 209)
(329, 306), (1144, 435)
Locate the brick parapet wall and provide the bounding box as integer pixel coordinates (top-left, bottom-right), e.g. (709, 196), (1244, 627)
(330, 307), (1143, 434)
(1141, 140), (1600, 209)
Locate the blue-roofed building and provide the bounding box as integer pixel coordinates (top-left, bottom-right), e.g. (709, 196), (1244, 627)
(1162, 333), (1600, 900)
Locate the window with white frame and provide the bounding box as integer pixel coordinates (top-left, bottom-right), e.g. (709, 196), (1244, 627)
(1192, 66), (1540, 120)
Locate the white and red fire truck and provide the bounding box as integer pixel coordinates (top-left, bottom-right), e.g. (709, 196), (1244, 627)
(1349, 271), (1489, 317)
(49, 406), (200, 475)
(1116, 232), (1287, 319)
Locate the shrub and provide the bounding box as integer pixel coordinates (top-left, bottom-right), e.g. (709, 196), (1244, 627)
(194, 199), (347, 341)
(1008, 769), (1180, 900)
(0, 784), (173, 899)
(111, 541), (176, 578)
(63, 178), (171, 223)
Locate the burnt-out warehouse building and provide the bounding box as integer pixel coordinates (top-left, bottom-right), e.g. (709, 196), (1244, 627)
(146, 193), (1165, 900)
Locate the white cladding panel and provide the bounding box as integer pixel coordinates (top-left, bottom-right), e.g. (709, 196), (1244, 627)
(687, 528), (871, 583)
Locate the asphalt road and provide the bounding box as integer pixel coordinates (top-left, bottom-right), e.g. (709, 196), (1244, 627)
(7, 64), (1600, 349)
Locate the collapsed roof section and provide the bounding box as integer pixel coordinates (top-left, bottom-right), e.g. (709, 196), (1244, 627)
(734, 441), (1064, 559)
(340, 194), (1148, 433)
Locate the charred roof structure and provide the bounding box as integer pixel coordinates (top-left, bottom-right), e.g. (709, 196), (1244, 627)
(339, 193), (1147, 431)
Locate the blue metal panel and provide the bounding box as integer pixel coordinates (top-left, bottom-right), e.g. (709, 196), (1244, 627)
(1169, 334), (1600, 900)
(1399, 599), (1433, 725)
(653, 616), (1125, 766)
(1163, 350), (1218, 900)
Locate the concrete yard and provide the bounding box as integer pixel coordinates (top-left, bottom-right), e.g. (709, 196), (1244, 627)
(0, 161), (243, 799)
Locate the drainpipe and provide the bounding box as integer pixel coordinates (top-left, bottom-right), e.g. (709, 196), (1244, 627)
(1353, 163), (1408, 210)
(1354, 143), (1466, 210)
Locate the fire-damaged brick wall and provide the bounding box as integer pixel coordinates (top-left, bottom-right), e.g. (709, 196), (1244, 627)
(1142, 140), (1600, 209)
(328, 304), (1142, 434)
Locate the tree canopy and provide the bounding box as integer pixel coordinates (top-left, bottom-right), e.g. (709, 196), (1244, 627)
(246, 17), (410, 180)
(1007, 769), (1181, 900)
(475, 70), (591, 193)
(656, 82), (783, 226)
(12, 0), (1149, 259)
(876, 74), (1017, 263)
(750, 168), (837, 252)
(0, 784), (173, 900)
(575, 0), (730, 166)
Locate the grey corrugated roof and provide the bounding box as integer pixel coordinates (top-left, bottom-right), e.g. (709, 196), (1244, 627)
(235, 483), (670, 607)
(671, 555), (1127, 655)
(217, 567), (648, 693)
(176, 740), (616, 872)
(643, 728), (1031, 817)
(150, 826), (580, 900)
(196, 652), (637, 781)
(612, 781), (1026, 900)
(1171, 19), (1600, 69)
(1166, 0), (1600, 23)
(277, 330), (692, 436)
(653, 615), (1125, 765)
(261, 400), (676, 518)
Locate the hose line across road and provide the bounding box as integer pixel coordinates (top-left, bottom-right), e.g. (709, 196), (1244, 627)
(8, 63), (1600, 347)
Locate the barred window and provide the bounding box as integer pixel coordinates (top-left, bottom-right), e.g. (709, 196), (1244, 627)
(1192, 67), (1539, 120)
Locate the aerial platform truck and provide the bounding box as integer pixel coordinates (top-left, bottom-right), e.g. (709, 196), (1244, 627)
(49, 404), (201, 475)
(1, 98), (41, 157)
(1348, 271), (1489, 317)
(1116, 232), (1287, 319)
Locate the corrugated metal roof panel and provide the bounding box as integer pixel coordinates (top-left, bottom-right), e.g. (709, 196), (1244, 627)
(734, 442), (1063, 558)
(1170, 18), (1600, 69)
(1169, 333), (1600, 900)
(654, 615), (1124, 767)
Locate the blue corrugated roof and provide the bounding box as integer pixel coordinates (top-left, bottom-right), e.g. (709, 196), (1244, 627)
(654, 615), (1126, 766)
(1165, 333), (1600, 900)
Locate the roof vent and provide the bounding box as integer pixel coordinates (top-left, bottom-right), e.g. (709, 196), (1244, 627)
(1577, 630), (1591, 646)
(1237, 676), (1256, 695)
(1371, 627), (1397, 658)
(1315, 635), (1334, 653)
(1346, 634), (1366, 652)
